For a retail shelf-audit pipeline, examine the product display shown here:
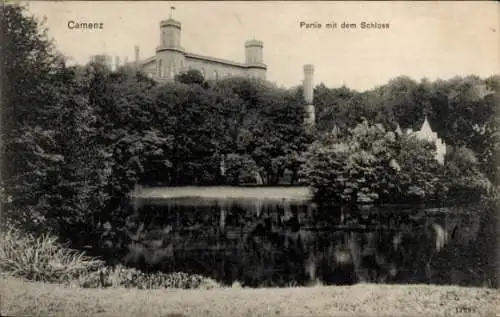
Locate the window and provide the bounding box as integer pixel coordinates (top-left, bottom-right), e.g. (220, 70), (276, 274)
(158, 60), (163, 77)
(169, 64), (175, 78)
(213, 70), (218, 80)
(165, 30), (173, 46)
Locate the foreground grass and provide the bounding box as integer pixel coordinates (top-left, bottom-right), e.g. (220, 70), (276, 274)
(1, 277), (498, 317)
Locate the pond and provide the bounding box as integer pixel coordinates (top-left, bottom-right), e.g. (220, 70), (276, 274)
(122, 186), (498, 288)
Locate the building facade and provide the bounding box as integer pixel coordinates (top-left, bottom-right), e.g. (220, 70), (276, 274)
(135, 17), (267, 82)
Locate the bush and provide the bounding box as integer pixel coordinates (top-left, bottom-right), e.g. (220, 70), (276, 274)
(80, 265), (220, 289)
(0, 224), (105, 283)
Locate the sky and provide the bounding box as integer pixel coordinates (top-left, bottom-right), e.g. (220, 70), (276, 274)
(26, 1), (499, 91)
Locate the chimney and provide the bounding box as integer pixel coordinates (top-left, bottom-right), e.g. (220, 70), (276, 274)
(134, 46), (140, 70)
(303, 64), (315, 126)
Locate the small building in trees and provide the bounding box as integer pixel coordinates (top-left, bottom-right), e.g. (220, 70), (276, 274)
(397, 117), (447, 165)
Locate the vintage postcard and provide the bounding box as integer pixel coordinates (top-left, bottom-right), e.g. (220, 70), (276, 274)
(1, 1), (498, 317)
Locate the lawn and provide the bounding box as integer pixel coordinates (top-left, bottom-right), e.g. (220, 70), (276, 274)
(131, 185), (313, 201)
(2, 277), (498, 317)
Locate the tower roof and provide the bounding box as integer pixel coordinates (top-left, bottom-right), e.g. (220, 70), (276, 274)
(420, 116), (432, 133)
(415, 116), (439, 141)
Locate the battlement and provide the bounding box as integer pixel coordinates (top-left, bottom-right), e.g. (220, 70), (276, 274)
(304, 64), (315, 73)
(160, 18), (181, 29)
(245, 39), (264, 48)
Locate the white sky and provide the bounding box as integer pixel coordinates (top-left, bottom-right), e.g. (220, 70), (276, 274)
(26, 1), (499, 91)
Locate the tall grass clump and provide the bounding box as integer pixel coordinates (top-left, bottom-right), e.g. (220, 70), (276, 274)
(0, 224), (221, 290)
(0, 224), (105, 284)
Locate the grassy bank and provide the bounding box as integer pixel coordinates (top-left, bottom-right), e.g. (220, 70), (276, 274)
(131, 185), (312, 201)
(2, 277), (498, 317)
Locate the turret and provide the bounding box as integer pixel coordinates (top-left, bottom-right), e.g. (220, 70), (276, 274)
(160, 18), (182, 48)
(245, 39), (266, 79)
(303, 64), (315, 126)
(156, 8), (186, 80)
(245, 39), (263, 64)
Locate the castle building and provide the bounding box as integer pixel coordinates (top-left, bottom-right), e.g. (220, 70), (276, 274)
(134, 13), (267, 82)
(90, 9), (315, 127)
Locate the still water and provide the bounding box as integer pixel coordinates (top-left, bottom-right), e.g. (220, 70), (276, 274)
(121, 194), (497, 288)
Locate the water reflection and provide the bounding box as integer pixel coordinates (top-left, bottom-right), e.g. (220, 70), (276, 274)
(120, 198), (497, 288)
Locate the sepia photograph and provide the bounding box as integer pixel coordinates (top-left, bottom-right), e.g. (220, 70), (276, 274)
(0, 1), (499, 316)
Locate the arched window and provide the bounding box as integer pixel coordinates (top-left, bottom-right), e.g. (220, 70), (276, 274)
(165, 30), (173, 46)
(213, 70), (218, 80)
(169, 64), (175, 79)
(158, 59), (163, 77)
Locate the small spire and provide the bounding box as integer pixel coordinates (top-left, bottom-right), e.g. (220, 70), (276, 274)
(170, 6), (176, 19)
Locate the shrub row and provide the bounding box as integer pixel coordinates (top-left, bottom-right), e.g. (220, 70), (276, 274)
(80, 265), (220, 289)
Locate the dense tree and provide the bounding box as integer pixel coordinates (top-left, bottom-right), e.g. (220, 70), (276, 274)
(175, 69), (206, 86)
(1, 4), (69, 229)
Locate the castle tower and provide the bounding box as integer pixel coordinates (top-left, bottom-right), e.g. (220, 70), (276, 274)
(244, 39), (266, 80)
(156, 8), (186, 81)
(303, 64), (315, 126)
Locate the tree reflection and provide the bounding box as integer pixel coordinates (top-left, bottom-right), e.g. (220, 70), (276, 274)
(119, 198), (496, 288)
